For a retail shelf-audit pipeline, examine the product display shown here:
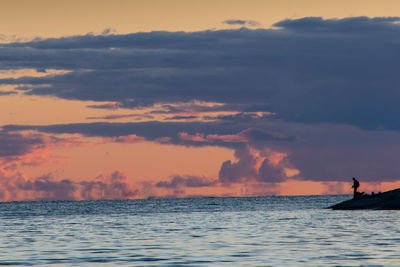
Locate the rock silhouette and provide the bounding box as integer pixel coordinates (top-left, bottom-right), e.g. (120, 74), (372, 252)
(329, 188), (400, 210)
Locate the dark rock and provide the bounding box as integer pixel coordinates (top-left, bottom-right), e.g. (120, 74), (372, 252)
(329, 188), (400, 210)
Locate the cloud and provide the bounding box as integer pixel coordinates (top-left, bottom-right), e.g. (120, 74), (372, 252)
(87, 114), (154, 120)
(155, 175), (216, 188)
(6, 119), (400, 183)
(222, 19), (260, 26)
(29, 175), (76, 200)
(0, 91), (17, 95)
(2, 17), (400, 130)
(0, 130), (82, 169)
(101, 28), (117, 36)
(3, 121), (293, 149)
(87, 102), (122, 110)
(0, 131), (45, 158)
(3, 17), (400, 185)
(273, 16), (400, 33)
(176, 128), (294, 147)
(179, 132), (208, 142)
(0, 131), (89, 201)
(80, 171), (138, 200)
(177, 128), (286, 144)
(0, 130), (83, 170)
(0, 169), (138, 202)
(165, 115), (198, 121)
(219, 145), (294, 183)
(0, 172), (76, 201)
(204, 133), (248, 143)
(149, 101), (232, 115)
(110, 134), (145, 143)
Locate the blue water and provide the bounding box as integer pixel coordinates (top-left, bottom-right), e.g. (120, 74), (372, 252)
(0, 195), (399, 266)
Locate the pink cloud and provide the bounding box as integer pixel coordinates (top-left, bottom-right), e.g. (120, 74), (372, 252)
(0, 131), (83, 168)
(206, 133), (248, 143)
(0, 131), (52, 159)
(177, 128), (287, 145)
(0, 131), (143, 201)
(0, 169), (138, 202)
(0, 171), (77, 201)
(113, 134), (145, 143)
(219, 145), (298, 184)
(80, 171), (138, 200)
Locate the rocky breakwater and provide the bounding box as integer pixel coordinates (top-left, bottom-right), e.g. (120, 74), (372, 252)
(329, 188), (400, 210)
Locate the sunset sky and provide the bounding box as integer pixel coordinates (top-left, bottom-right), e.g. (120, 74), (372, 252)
(1, 0), (400, 201)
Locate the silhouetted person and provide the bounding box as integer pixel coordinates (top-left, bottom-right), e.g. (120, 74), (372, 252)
(352, 177), (360, 198)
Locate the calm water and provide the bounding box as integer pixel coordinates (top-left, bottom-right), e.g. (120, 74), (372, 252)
(0, 195), (399, 266)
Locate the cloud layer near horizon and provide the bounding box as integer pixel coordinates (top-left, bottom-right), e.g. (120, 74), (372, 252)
(0, 169), (139, 202)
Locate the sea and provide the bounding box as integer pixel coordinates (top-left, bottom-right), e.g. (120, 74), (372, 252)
(0, 195), (399, 266)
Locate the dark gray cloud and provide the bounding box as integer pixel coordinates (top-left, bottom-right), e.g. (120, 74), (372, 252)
(1, 17), (400, 130)
(164, 115), (198, 121)
(29, 175), (77, 200)
(0, 131), (45, 157)
(274, 16), (400, 33)
(0, 91), (17, 96)
(87, 103), (122, 110)
(156, 175), (216, 188)
(222, 19), (260, 26)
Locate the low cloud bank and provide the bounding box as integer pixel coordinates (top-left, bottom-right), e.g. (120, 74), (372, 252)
(0, 170), (138, 202)
(156, 175), (216, 188)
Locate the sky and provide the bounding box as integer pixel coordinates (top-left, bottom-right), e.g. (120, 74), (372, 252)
(1, 0), (400, 201)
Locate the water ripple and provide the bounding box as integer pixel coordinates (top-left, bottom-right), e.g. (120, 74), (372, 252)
(0, 195), (399, 266)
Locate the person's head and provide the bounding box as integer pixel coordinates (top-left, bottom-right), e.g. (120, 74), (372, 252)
(352, 177), (356, 181)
